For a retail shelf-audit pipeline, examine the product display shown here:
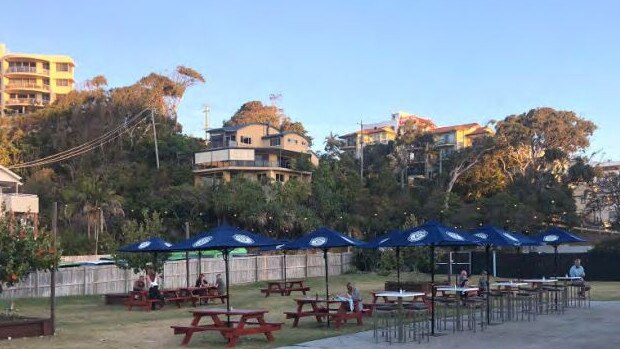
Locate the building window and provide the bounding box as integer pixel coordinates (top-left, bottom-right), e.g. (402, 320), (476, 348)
(257, 173), (267, 181)
(240, 136), (252, 145)
(275, 173), (285, 182)
(270, 137), (281, 146)
(290, 175), (298, 181)
(56, 79), (70, 87)
(225, 135), (236, 144)
(42, 62), (50, 70)
(56, 63), (70, 72)
(302, 141), (306, 146)
(287, 138), (299, 144)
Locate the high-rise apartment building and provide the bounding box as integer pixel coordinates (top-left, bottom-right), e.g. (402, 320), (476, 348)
(0, 43), (75, 117)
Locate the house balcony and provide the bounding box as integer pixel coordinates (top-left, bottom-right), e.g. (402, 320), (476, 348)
(5, 98), (50, 107)
(194, 160), (292, 171)
(4, 66), (50, 76)
(0, 193), (39, 214)
(5, 83), (51, 92)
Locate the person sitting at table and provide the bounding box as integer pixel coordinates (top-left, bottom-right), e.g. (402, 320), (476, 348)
(336, 282), (360, 312)
(478, 270), (489, 296)
(133, 275), (146, 292)
(457, 270), (469, 287)
(195, 273), (209, 288)
(146, 266), (164, 310)
(569, 258), (588, 297)
(215, 273), (226, 295)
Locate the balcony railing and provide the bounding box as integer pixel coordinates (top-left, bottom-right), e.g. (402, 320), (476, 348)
(194, 160), (292, 170)
(6, 83), (51, 91)
(5, 66), (50, 75)
(6, 98), (50, 106)
(0, 193), (39, 214)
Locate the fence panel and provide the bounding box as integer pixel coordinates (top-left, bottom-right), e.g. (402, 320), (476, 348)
(1, 252), (353, 299)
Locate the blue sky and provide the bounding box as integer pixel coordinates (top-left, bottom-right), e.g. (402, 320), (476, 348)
(2, 1), (619, 159)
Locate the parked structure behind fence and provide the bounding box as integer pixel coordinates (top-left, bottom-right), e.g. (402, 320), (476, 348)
(1, 252), (353, 299)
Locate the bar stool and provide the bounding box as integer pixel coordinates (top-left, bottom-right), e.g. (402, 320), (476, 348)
(372, 305), (398, 344)
(434, 294), (458, 333)
(514, 291), (537, 321)
(403, 302), (430, 343)
(463, 296), (487, 333)
(488, 290), (505, 323)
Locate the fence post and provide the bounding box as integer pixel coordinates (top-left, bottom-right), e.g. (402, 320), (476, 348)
(340, 253), (344, 274)
(305, 253), (309, 278)
(255, 255), (259, 282)
(34, 271), (39, 297)
(83, 266), (87, 295)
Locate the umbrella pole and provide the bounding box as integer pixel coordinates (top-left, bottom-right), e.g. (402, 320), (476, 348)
(323, 249), (330, 328)
(486, 245), (491, 325)
(554, 245), (558, 277)
(198, 251), (202, 274)
(396, 247), (401, 289)
(283, 251), (288, 284)
(224, 250), (231, 324)
(430, 245), (436, 336)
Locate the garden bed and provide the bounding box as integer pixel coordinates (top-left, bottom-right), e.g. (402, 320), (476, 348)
(0, 317), (53, 339)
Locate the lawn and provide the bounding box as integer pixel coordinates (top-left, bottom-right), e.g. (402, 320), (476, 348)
(1, 272), (618, 349)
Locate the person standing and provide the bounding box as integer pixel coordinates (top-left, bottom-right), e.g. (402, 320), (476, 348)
(215, 273), (226, 295)
(146, 266), (164, 309)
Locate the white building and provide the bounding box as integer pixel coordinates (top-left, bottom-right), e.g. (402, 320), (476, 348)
(0, 165), (39, 221)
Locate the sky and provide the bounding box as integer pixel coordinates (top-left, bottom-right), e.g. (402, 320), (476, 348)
(2, 1), (619, 159)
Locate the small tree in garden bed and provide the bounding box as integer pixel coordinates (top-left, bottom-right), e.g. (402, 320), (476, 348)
(112, 210), (169, 274)
(0, 213), (60, 317)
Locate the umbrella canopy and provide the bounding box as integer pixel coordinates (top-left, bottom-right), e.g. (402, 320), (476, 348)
(381, 220), (480, 247)
(281, 227), (364, 327)
(171, 224), (281, 251)
(117, 237), (174, 253)
(282, 227), (365, 250)
(361, 229), (406, 287)
(533, 227), (586, 246)
(470, 226), (539, 247)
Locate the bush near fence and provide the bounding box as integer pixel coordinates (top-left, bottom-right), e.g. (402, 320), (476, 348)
(1, 252), (353, 299)
(471, 251), (620, 281)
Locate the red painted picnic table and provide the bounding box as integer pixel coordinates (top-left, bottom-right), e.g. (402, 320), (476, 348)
(171, 308), (282, 347)
(261, 279), (310, 297)
(180, 286), (228, 306)
(284, 298), (364, 329)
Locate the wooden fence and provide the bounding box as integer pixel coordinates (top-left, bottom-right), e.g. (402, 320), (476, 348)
(1, 252), (353, 299)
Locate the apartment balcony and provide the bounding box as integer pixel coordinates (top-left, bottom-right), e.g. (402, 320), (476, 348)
(5, 83), (51, 92)
(4, 66), (50, 76)
(194, 160), (292, 171)
(6, 98), (50, 107)
(0, 193), (39, 214)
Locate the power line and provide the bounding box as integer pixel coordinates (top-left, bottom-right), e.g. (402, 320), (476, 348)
(9, 109), (152, 170)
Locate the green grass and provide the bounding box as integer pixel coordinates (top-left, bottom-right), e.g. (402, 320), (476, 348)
(1, 272), (619, 349)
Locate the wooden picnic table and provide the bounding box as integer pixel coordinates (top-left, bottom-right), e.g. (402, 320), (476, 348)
(180, 286), (228, 306)
(171, 308), (282, 348)
(284, 297), (363, 329)
(126, 290), (163, 311)
(261, 279), (310, 297)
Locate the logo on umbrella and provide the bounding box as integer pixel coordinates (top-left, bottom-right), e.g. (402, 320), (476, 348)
(193, 236), (213, 247)
(408, 230), (428, 242)
(164, 242), (172, 247)
(502, 232), (520, 243)
(138, 241), (151, 249)
(341, 236), (355, 244)
(275, 244), (285, 250)
(446, 232), (465, 241)
(310, 237), (328, 247)
(474, 233), (488, 240)
(543, 235), (559, 242)
(233, 234), (255, 244)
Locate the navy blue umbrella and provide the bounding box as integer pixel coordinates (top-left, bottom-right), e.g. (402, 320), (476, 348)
(381, 220), (480, 335)
(533, 227), (586, 276)
(362, 229), (405, 287)
(172, 224), (280, 313)
(470, 226), (541, 324)
(117, 237), (174, 253)
(281, 227), (365, 327)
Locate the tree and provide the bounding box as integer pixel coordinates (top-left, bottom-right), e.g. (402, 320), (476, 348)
(0, 214), (59, 295)
(225, 101), (280, 127)
(112, 210), (168, 273)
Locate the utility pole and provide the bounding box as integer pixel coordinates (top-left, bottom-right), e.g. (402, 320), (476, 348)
(51, 202), (57, 333)
(359, 120), (364, 184)
(151, 110), (160, 169)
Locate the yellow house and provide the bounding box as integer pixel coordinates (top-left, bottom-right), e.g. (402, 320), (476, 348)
(0, 43), (76, 117)
(340, 122), (397, 156)
(194, 123), (319, 186)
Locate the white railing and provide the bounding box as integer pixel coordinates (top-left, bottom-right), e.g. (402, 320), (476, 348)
(6, 98), (50, 106)
(6, 66), (49, 75)
(6, 83), (51, 91)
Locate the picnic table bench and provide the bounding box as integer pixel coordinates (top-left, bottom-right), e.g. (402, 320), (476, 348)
(125, 290), (163, 311)
(181, 286), (228, 306)
(162, 289), (194, 308)
(284, 298), (364, 329)
(171, 308), (282, 347)
(260, 280), (310, 297)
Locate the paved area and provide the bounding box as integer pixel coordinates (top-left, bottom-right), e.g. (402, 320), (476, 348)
(278, 301), (620, 349)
